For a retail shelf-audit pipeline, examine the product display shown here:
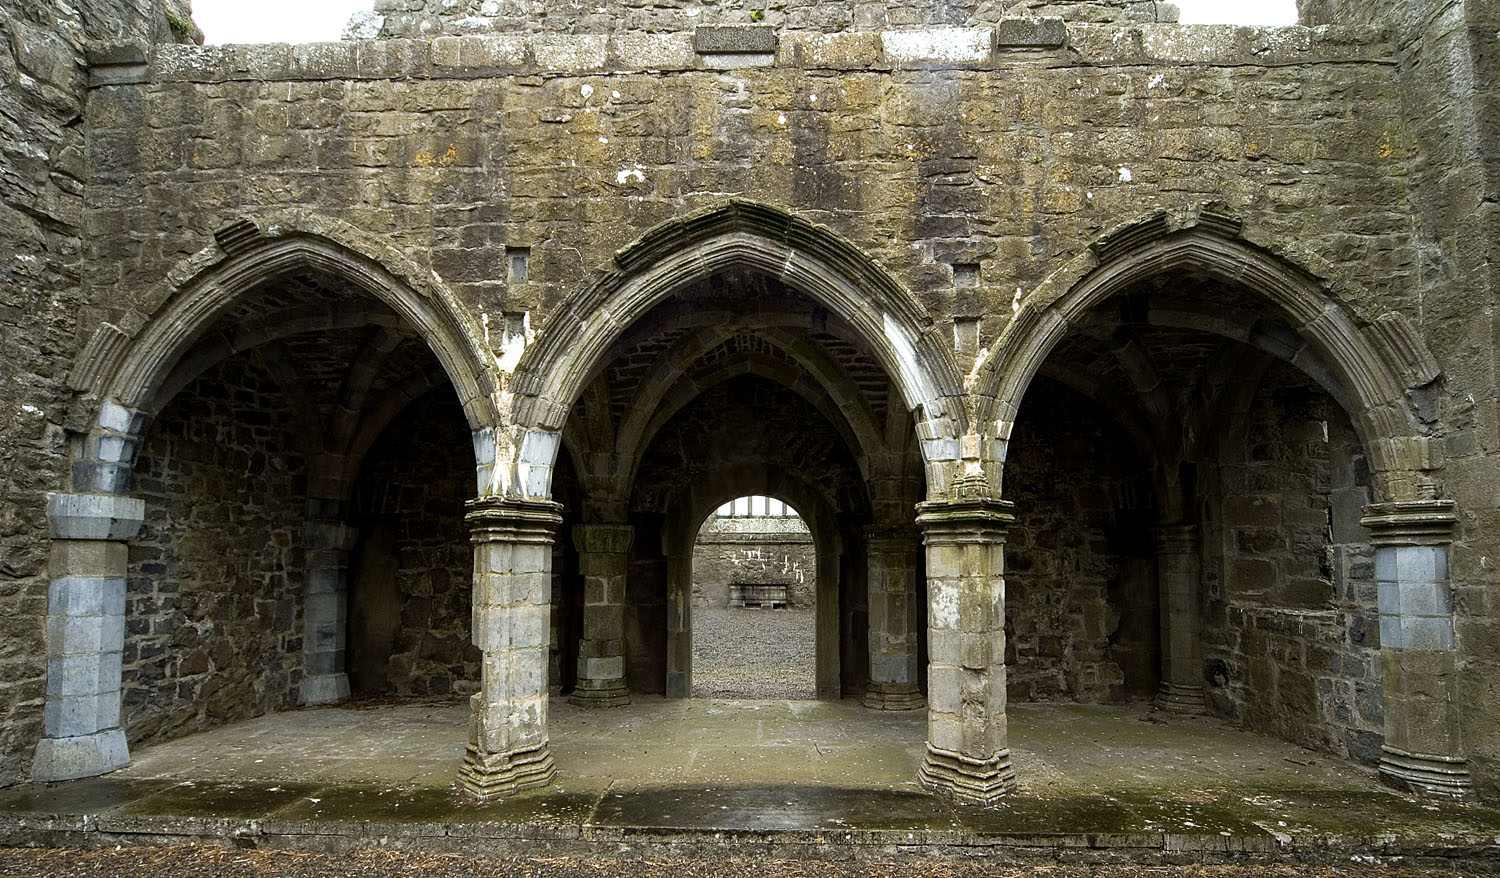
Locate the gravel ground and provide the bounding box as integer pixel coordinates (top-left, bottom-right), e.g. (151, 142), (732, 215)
(0, 846), (1487, 878)
(690, 605), (817, 699)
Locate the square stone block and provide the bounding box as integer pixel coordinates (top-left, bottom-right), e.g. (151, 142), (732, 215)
(46, 613), (108, 655)
(1400, 581), (1451, 617)
(580, 655), (624, 680)
(1401, 616), (1455, 651)
(45, 651), (119, 697)
(1380, 614), (1402, 649)
(49, 540), (128, 578)
(44, 691), (120, 738)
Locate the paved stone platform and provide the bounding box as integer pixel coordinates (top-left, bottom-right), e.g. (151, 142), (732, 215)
(2, 698), (1498, 866)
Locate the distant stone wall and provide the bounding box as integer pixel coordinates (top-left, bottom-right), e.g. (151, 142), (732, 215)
(1202, 363), (1383, 764)
(123, 355), (307, 746)
(371, 0), (1178, 38)
(1295, 0), (1394, 28)
(349, 391), (477, 698)
(692, 515), (815, 608)
(1004, 379), (1157, 703)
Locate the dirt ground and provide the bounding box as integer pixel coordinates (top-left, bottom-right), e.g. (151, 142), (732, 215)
(0, 845), (1495, 878)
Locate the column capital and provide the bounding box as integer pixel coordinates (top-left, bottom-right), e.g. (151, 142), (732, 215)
(1154, 523), (1200, 555)
(466, 497), (564, 543)
(46, 493), (145, 541)
(1361, 500), (1457, 546)
(916, 497), (1015, 541)
(572, 522), (634, 555)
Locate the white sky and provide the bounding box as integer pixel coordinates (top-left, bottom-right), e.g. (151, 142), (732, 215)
(191, 0), (1300, 44)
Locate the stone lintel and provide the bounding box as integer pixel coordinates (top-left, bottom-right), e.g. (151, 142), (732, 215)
(47, 493), (146, 541)
(32, 728), (129, 782)
(920, 744), (1015, 805)
(1360, 500), (1457, 546)
(1379, 745), (1471, 800)
(693, 25), (777, 54)
(458, 742), (556, 800)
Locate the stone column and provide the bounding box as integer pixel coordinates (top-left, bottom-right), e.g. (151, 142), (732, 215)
(864, 525), (924, 710)
(302, 499), (355, 704)
(1154, 524), (1207, 713)
(459, 497), (561, 800)
(1361, 499), (1471, 799)
(915, 487), (1016, 804)
(32, 492), (145, 782)
(570, 523), (633, 707)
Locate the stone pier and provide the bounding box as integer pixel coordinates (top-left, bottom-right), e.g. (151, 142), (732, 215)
(916, 488), (1016, 804)
(864, 525), (924, 710)
(459, 497), (562, 799)
(1362, 499), (1471, 799)
(32, 492), (144, 782)
(570, 523), (634, 707)
(1155, 524), (1207, 713)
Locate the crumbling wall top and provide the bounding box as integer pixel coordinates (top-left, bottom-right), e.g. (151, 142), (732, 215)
(367, 0), (1180, 38)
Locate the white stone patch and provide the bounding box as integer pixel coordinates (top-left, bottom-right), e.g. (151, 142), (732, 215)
(580, 83), (594, 99)
(1149, 73), (1165, 89)
(1011, 286), (1023, 313)
(777, 112), (787, 125)
(20, 404), (42, 416)
(1117, 166), (1133, 182)
(882, 312), (929, 411)
(616, 167), (645, 185)
(881, 28), (990, 64)
(931, 581), (959, 628)
(495, 311), (533, 374)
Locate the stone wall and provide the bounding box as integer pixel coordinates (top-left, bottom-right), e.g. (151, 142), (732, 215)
(372, 0), (1179, 38)
(1004, 378), (1157, 702)
(692, 515), (815, 608)
(1201, 363), (1383, 763)
(348, 390), (478, 697)
(0, 0), (192, 785)
(123, 355), (306, 745)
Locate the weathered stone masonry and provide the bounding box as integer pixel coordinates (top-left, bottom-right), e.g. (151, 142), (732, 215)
(2, 0), (1498, 807)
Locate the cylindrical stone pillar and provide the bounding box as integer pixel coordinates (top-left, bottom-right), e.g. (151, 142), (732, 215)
(303, 499), (355, 705)
(459, 497), (562, 800)
(864, 525), (924, 710)
(570, 523), (634, 707)
(1361, 499), (1471, 799)
(32, 492), (145, 782)
(1154, 524), (1207, 713)
(915, 492), (1016, 805)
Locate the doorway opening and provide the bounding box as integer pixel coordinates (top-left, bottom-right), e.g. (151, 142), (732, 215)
(690, 496), (816, 699)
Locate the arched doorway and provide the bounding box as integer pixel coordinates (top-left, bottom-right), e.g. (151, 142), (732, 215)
(33, 218), (496, 781)
(689, 495), (817, 700)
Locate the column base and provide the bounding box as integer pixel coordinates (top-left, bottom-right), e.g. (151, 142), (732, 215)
(302, 673), (351, 705)
(569, 679), (631, 707)
(457, 743), (556, 800)
(919, 744), (1015, 806)
(32, 728), (130, 782)
(862, 682), (925, 711)
(1154, 682), (1207, 714)
(1379, 746), (1471, 800)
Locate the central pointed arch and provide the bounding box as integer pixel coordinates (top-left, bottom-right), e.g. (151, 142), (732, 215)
(509, 200), (966, 498)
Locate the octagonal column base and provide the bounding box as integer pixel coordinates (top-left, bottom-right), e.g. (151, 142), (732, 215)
(458, 743), (556, 800)
(919, 744), (1015, 806)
